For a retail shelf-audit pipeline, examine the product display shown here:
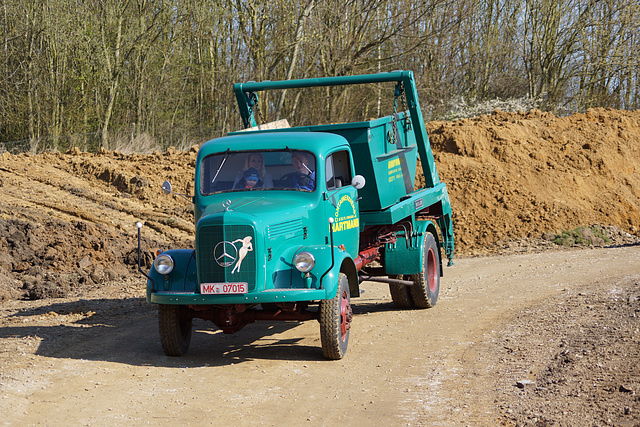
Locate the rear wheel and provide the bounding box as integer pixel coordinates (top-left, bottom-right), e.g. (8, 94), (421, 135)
(158, 304), (193, 356)
(388, 275), (414, 308)
(409, 232), (440, 308)
(320, 273), (352, 360)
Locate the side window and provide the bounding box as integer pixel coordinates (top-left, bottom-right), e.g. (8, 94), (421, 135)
(325, 156), (336, 189)
(326, 150), (353, 190)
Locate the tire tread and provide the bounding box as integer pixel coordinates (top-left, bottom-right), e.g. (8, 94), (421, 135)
(389, 275), (414, 308)
(410, 232), (440, 309)
(319, 273), (350, 360)
(158, 304), (192, 356)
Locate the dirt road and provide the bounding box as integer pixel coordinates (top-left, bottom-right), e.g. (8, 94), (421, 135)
(2, 245), (638, 426)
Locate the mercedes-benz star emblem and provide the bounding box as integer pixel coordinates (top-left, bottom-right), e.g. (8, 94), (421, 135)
(213, 241), (238, 267)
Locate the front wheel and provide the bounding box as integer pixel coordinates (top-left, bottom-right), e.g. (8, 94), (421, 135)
(319, 273), (352, 360)
(409, 232), (440, 308)
(158, 304), (193, 356)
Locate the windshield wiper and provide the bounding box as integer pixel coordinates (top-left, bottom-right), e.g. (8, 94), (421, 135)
(211, 149), (231, 184)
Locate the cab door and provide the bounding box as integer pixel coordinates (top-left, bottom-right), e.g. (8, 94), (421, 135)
(324, 150), (359, 257)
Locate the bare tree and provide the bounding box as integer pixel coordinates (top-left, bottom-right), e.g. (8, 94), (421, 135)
(573, 0), (640, 109)
(1, 0), (638, 151)
(522, 0), (593, 108)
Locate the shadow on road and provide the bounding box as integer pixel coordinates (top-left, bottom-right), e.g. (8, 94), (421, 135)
(1, 295), (398, 366)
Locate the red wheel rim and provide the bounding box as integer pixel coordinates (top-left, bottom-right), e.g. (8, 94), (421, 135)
(427, 247), (437, 293)
(339, 290), (352, 342)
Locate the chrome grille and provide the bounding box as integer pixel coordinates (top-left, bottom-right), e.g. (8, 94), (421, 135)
(197, 224), (256, 290)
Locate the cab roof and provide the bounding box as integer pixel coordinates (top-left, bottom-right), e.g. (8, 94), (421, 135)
(197, 131), (349, 161)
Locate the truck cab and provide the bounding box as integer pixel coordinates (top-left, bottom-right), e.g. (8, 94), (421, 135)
(193, 131), (362, 300)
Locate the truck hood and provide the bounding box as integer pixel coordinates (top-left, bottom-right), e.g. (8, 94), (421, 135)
(198, 195), (315, 226)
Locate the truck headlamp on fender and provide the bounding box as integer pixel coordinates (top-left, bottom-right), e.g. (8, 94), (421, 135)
(153, 254), (175, 275)
(294, 251), (315, 273)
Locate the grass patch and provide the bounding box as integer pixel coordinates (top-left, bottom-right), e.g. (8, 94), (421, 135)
(552, 225), (611, 247)
(162, 217), (177, 226)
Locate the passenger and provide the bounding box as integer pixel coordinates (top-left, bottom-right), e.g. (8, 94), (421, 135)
(233, 153), (273, 188)
(234, 168), (263, 189)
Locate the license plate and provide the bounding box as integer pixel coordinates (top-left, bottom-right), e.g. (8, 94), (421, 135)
(200, 282), (248, 295)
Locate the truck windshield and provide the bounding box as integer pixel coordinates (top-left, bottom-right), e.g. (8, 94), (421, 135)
(200, 150), (316, 195)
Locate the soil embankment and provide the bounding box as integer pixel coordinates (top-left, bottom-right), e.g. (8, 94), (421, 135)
(2, 108), (640, 300)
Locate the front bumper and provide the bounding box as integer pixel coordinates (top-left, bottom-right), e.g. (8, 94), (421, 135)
(148, 287), (328, 305)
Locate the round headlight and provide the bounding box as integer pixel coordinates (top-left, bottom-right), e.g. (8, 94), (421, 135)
(294, 251), (315, 273)
(153, 254), (174, 275)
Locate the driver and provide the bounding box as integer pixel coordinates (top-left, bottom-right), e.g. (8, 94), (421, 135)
(283, 151), (316, 191)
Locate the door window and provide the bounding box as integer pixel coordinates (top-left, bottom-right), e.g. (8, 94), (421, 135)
(325, 150), (352, 190)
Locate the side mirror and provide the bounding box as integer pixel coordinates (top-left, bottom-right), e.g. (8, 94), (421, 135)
(161, 180), (193, 203)
(351, 175), (366, 190)
(162, 180), (172, 195)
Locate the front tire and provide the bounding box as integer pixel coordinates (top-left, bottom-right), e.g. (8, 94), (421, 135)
(319, 273), (352, 360)
(409, 232), (440, 308)
(158, 304), (193, 356)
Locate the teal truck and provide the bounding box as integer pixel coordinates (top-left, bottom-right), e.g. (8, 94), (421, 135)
(139, 71), (454, 359)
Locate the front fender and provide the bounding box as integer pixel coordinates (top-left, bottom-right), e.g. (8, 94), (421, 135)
(146, 249), (197, 303)
(273, 245), (356, 299)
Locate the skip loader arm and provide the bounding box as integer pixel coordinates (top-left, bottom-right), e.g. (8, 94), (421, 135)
(234, 71), (440, 187)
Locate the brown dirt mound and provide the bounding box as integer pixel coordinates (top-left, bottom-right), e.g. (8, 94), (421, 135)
(1, 108), (640, 300)
(423, 107), (640, 254)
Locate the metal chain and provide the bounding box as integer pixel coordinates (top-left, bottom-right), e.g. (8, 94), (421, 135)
(390, 89), (399, 145)
(399, 83), (412, 130)
(250, 92), (267, 125)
